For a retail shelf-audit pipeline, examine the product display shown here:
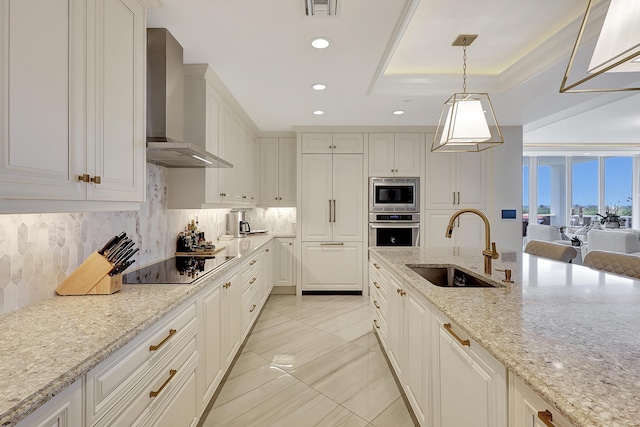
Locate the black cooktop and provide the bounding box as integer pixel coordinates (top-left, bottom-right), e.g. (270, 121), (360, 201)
(122, 255), (236, 284)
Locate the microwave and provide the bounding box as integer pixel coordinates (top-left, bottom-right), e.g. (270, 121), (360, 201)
(369, 177), (419, 212)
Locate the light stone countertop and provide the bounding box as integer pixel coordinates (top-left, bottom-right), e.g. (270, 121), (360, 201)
(370, 246), (640, 427)
(0, 234), (274, 427)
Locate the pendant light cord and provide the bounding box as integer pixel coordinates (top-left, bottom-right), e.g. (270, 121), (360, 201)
(462, 38), (467, 94)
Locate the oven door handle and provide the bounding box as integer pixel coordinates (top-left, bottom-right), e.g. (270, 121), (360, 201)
(369, 223), (420, 229)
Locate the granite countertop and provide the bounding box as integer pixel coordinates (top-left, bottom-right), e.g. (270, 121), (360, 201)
(0, 234), (274, 427)
(370, 246), (640, 427)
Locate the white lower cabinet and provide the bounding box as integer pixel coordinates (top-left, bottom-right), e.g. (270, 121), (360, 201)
(432, 309), (507, 427)
(86, 298), (199, 426)
(200, 283), (223, 408)
(15, 378), (83, 427)
(275, 237), (295, 287)
(301, 242), (362, 291)
(403, 287), (430, 426)
(220, 269), (242, 367)
(510, 374), (575, 427)
(370, 252), (509, 427)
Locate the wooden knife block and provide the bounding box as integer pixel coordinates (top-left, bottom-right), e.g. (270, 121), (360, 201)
(56, 251), (123, 295)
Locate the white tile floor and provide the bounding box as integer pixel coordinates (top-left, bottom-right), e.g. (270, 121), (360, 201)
(200, 294), (417, 426)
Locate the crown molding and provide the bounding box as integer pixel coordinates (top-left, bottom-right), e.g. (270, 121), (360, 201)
(138, 0), (164, 9)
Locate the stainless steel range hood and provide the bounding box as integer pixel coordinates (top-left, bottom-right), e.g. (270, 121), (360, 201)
(146, 28), (232, 169)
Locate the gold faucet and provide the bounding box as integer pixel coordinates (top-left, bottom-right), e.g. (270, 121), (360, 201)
(446, 208), (499, 275)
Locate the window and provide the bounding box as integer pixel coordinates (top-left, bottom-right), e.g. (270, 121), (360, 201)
(604, 156), (632, 227)
(571, 157), (598, 226)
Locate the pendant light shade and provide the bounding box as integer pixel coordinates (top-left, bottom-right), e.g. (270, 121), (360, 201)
(432, 36), (503, 153)
(560, 0), (640, 93)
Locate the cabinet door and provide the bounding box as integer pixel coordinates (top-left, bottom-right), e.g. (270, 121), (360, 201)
(425, 151), (456, 209)
(205, 83), (222, 203)
(456, 151), (486, 209)
(385, 271), (403, 378)
(220, 270), (241, 367)
(259, 137), (279, 205)
(88, 0), (145, 201)
(278, 137), (297, 206)
(332, 133), (364, 153)
(404, 288), (430, 426)
(275, 238), (294, 286)
(433, 314), (507, 427)
(301, 154), (333, 241)
(302, 133), (333, 153)
(261, 243), (274, 299)
(301, 242), (362, 291)
(332, 154), (363, 241)
(510, 375), (574, 427)
(201, 284), (223, 405)
(368, 133), (395, 177)
(394, 133), (422, 177)
(219, 110), (239, 203)
(0, 0), (86, 200)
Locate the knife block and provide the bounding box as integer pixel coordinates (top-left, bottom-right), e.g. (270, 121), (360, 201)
(56, 251), (122, 296)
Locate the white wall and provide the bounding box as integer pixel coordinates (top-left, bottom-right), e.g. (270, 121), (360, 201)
(487, 126), (524, 252)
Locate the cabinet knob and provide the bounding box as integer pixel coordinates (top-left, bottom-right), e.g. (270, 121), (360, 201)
(242, 195), (247, 199)
(90, 175), (101, 184)
(78, 174), (90, 182)
(266, 248), (270, 252)
(289, 242), (292, 245)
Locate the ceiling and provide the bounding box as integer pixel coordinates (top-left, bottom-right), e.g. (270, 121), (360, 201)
(147, 0), (640, 145)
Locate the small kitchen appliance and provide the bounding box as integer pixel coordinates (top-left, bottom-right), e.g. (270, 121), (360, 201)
(227, 211), (251, 238)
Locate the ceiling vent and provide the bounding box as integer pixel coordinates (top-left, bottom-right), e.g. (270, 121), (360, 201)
(303, 0), (340, 17)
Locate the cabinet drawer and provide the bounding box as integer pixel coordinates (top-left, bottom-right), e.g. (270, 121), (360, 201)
(86, 301), (197, 425)
(370, 285), (387, 319)
(239, 256), (260, 286)
(370, 296), (387, 344)
(241, 261), (261, 297)
(93, 321), (198, 427)
(241, 284), (262, 333)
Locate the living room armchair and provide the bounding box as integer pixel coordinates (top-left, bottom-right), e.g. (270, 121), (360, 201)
(586, 229), (640, 255)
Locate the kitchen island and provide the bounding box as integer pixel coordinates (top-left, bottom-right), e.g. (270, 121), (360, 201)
(370, 246), (640, 427)
(0, 234), (274, 426)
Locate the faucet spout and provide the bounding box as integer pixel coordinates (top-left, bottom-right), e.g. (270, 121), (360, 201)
(445, 208), (499, 274)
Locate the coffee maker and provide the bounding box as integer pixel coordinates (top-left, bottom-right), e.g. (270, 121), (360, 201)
(227, 211), (250, 238)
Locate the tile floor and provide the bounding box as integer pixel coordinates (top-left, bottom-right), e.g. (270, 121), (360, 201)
(200, 294), (417, 427)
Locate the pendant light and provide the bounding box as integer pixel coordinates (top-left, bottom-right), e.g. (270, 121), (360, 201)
(560, 0), (640, 93)
(431, 35), (503, 153)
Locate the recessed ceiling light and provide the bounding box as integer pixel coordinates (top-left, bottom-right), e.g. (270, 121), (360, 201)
(312, 83), (327, 91)
(393, 110), (405, 115)
(313, 110), (325, 115)
(310, 37), (330, 49)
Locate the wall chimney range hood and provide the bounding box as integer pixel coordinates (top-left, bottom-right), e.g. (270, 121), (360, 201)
(146, 28), (232, 169)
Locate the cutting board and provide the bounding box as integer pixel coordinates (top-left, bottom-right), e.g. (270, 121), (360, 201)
(176, 245), (226, 257)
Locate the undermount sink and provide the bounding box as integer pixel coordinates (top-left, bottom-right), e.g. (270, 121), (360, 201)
(407, 266), (497, 288)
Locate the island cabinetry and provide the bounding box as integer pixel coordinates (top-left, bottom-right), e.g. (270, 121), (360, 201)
(259, 137), (296, 207)
(369, 255), (388, 345)
(510, 375), (575, 427)
(368, 253), (430, 425)
(15, 379), (83, 427)
(431, 308), (507, 427)
(368, 133), (422, 177)
(85, 298), (199, 426)
(0, 0), (146, 207)
(301, 135), (363, 292)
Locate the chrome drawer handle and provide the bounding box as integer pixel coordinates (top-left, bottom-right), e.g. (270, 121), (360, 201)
(149, 329), (176, 351)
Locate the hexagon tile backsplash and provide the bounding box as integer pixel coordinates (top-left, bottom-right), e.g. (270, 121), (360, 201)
(0, 164), (296, 315)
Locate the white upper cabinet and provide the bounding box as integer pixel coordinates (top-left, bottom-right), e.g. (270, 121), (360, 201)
(301, 133), (364, 154)
(426, 149), (486, 210)
(259, 137), (296, 207)
(0, 0), (146, 208)
(301, 153), (363, 241)
(368, 133), (422, 177)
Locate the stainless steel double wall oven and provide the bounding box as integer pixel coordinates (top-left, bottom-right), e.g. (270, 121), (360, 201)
(369, 177), (420, 246)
